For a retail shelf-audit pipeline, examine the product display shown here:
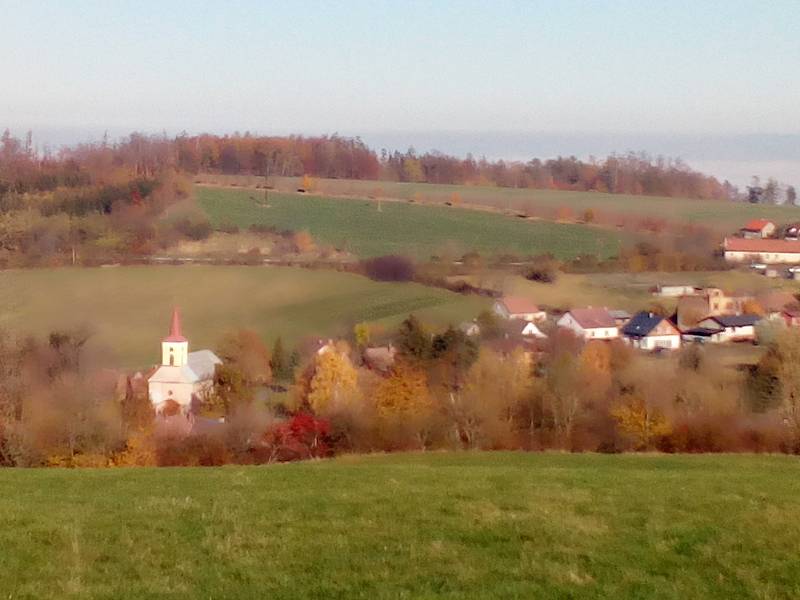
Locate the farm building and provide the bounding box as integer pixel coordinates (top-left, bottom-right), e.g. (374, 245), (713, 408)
(608, 309), (632, 327)
(621, 312), (681, 351)
(493, 296), (546, 322)
(785, 223), (800, 241)
(740, 219), (776, 239)
(684, 314), (761, 344)
(557, 308), (618, 340)
(148, 307), (222, 415)
(653, 284), (699, 298)
(723, 238), (800, 264)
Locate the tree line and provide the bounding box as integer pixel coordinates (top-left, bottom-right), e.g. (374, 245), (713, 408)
(3, 314), (800, 467)
(4, 129), (752, 202)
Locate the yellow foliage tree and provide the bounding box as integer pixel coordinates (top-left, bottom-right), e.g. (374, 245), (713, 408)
(374, 362), (432, 418)
(301, 174), (316, 192)
(612, 396), (671, 450)
(308, 343), (360, 414)
(292, 229), (315, 253)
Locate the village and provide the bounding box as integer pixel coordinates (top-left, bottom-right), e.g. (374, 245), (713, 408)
(143, 216), (800, 425)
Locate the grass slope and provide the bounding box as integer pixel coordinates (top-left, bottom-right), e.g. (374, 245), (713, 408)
(201, 174), (800, 232)
(196, 186), (628, 259)
(1, 452), (799, 598)
(0, 266), (485, 367)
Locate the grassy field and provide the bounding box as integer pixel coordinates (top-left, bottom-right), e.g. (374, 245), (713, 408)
(197, 174), (800, 232)
(0, 266), (486, 368)
(196, 186), (629, 260)
(457, 269), (800, 313)
(1, 452), (800, 598)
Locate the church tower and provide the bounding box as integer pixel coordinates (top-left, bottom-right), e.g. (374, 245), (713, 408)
(161, 307), (189, 367)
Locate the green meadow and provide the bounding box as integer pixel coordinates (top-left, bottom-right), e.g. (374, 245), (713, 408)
(1, 452), (799, 599)
(0, 266), (486, 368)
(196, 186), (628, 259)
(199, 174), (800, 233)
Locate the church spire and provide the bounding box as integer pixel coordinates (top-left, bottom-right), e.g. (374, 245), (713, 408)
(163, 306), (187, 343)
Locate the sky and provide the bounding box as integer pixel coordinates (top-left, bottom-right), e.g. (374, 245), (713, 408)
(1, 0), (798, 184)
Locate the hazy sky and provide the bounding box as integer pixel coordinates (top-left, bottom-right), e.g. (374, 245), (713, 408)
(2, 0), (799, 184)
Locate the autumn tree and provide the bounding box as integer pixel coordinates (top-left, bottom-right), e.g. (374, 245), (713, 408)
(217, 330), (272, 385)
(612, 395), (671, 450)
(374, 362), (433, 448)
(307, 342), (360, 414)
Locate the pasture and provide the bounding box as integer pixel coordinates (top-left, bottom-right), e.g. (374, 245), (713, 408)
(197, 173), (800, 232)
(1, 452), (799, 598)
(0, 266), (486, 368)
(196, 186), (629, 259)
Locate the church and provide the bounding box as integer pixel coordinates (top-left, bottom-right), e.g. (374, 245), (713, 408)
(148, 307), (222, 415)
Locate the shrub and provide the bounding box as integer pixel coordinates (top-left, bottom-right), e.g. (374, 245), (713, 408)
(363, 255), (415, 282)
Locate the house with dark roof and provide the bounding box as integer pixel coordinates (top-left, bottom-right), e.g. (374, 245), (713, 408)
(556, 308), (618, 340)
(493, 296), (546, 322)
(685, 314), (761, 343)
(621, 312), (681, 351)
(740, 219), (776, 239)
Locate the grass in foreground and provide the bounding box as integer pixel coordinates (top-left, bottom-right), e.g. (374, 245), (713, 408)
(0, 266), (486, 367)
(196, 186), (628, 259)
(1, 452), (799, 599)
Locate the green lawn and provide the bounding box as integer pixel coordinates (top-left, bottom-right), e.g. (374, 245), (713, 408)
(198, 174), (800, 232)
(196, 186), (628, 259)
(0, 266), (486, 368)
(1, 452), (799, 598)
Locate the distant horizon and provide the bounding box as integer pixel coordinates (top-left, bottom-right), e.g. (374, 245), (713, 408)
(7, 125), (798, 189)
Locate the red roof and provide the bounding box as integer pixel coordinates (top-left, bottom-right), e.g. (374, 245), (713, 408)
(163, 307), (188, 343)
(499, 295), (541, 315)
(741, 219), (774, 232)
(568, 308), (616, 329)
(724, 237), (800, 254)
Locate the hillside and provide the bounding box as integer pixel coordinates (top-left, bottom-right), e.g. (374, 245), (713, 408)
(2, 452), (799, 598)
(196, 186), (629, 259)
(0, 266), (486, 367)
(197, 174), (800, 233)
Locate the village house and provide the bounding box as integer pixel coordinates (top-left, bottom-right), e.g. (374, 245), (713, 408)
(740, 219), (776, 239)
(675, 287), (753, 331)
(493, 296), (546, 322)
(784, 223), (800, 241)
(780, 309), (800, 328)
(557, 308), (618, 340)
(723, 238), (800, 264)
(621, 312), (681, 351)
(148, 307), (222, 415)
(684, 314), (761, 344)
(503, 318), (548, 339)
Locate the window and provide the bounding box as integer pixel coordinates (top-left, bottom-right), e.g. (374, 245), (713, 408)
(169, 349), (175, 366)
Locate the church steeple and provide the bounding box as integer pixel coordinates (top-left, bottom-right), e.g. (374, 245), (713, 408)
(161, 307), (189, 367)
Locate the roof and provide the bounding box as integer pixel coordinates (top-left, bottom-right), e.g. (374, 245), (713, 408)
(705, 314), (761, 328)
(163, 306), (188, 343)
(148, 349), (221, 384)
(756, 290), (798, 312)
(622, 312), (671, 338)
(684, 326), (723, 337)
(497, 295), (541, 315)
(567, 308), (616, 329)
(608, 309), (632, 320)
(724, 237), (800, 254)
(742, 219), (775, 232)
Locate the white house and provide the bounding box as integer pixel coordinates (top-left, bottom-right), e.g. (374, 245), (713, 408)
(148, 307), (222, 415)
(557, 308), (618, 340)
(740, 219), (776, 239)
(723, 238), (800, 264)
(684, 314), (761, 343)
(621, 312), (681, 351)
(493, 296), (546, 322)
